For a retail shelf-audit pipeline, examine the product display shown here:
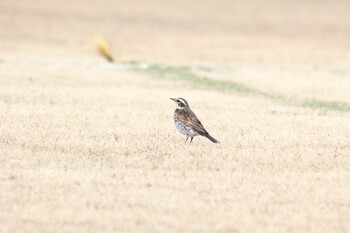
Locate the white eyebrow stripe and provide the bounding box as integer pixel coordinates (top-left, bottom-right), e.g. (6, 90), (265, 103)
(178, 98), (188, 106)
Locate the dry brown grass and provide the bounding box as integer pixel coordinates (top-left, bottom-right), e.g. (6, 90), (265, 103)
(1, 0), (350, 232)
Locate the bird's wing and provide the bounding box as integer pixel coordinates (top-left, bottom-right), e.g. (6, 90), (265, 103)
(176, 109), (208, 135)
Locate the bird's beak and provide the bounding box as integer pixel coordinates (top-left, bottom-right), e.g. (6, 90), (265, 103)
(170, 98), (176, 102)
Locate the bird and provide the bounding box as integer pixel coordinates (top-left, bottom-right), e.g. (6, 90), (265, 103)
(170, 97), (219, 144)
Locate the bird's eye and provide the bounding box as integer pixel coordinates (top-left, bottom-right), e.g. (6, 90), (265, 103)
(177, 100), (180, 102)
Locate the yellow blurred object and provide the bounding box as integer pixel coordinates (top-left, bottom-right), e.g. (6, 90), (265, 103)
(95, 36), (114, 62)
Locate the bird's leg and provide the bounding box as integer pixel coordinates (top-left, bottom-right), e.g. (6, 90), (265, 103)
(190, 137), (193, 143)
(185, 137), (188, 143)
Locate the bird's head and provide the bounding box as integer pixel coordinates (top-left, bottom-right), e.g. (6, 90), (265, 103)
(170, 98), (189, 109)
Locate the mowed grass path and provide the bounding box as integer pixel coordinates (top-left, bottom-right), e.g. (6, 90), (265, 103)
(130, 62), (350, 112)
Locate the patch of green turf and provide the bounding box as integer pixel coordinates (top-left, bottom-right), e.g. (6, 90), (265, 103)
(128, 62), (350, 113)
(137, 64), (286, 100)
(302, 100), (350, 112)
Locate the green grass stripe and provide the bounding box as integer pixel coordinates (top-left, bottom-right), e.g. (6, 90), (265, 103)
(128, 62), (350, 113)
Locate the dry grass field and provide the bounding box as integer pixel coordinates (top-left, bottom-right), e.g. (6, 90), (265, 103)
(1, 0), (350, 232)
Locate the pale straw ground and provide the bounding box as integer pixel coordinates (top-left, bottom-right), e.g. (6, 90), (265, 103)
(1, 0), (350, 232)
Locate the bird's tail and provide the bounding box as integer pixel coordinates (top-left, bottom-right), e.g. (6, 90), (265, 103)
(205, 134), (220, 144)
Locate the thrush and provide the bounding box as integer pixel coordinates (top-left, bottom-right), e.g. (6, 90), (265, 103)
(171, 97), (219, 144)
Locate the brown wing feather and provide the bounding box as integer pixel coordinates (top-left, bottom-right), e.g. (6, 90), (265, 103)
(176, 109), (208, 136)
